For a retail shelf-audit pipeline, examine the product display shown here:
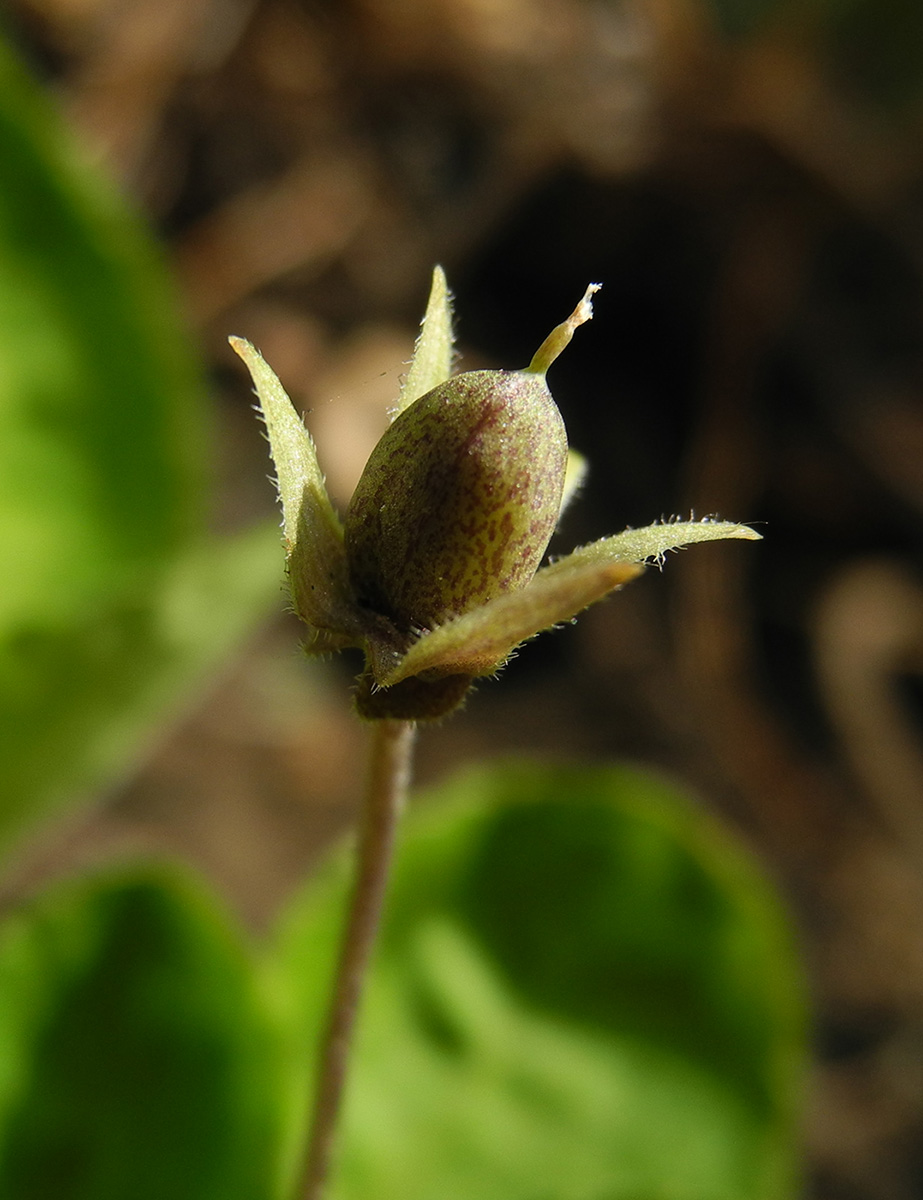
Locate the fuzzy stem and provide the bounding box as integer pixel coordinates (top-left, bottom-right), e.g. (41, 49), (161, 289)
(298, 718), (417, 1200)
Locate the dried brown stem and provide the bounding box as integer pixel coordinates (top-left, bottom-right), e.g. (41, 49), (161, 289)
(298, 717), (417, 1200)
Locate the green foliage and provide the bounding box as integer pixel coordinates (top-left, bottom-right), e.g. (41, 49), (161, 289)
(0, 38), (278, 855)
(0, 768), (804, 1200)
(276, 762), (806, 1200)
(0, 870), (283, 1200)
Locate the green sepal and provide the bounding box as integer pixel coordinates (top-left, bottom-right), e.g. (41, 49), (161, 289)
(382, 561), (642, 685)
(380, 519), (758, 688)
(557, 519), (762, 569)
(229, 338), (359, 641)
(393, 266), (454, 418)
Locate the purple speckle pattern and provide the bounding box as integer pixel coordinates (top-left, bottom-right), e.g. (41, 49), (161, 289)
(345, 369), (567, 633)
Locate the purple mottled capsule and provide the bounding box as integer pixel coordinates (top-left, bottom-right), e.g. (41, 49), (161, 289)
(344, 368), (567, 634)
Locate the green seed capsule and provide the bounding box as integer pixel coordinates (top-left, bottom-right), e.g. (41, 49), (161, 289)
(345, 368), (567, 634)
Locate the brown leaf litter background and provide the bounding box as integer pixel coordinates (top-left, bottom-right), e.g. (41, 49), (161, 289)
(6, 0), (923, 1195)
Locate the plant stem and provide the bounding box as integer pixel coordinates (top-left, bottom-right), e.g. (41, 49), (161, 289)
(298, 717), (417, 1200)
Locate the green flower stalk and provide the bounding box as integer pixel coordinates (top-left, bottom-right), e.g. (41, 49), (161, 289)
(231, 268), (758, 721)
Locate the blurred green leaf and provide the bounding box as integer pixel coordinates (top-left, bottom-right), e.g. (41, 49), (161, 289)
(0, 869), (284, 1200)
(1, 524), (279, 844)
(276, 761), (806, 1200)
(0, 38), (278, 853)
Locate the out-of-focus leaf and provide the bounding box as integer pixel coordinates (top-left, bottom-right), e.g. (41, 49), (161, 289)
(0, 869), (284, 1200)
(276, 761), (806, 1200)
(0, 38), (278, 853)
(2, 526), (280, 844)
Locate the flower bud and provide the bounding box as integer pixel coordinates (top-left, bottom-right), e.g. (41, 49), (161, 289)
(345, 367), (567, 635)
(232, 275), (761, 725)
